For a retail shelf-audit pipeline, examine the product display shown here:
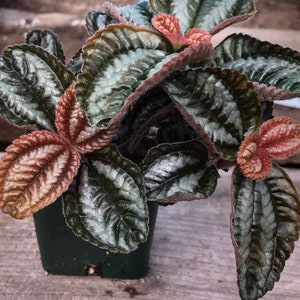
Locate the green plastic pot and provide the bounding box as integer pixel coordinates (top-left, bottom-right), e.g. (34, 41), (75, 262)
(33, 198), (158, 279)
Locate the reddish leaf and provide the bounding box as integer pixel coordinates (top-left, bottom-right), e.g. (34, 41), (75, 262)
(260, 117), (300, 160)
(152, 14), (182, 46)
(152, 14), (211, 51)
(56, 86), (115, 153)
(237, 117), (300, 179)
(0, 131), (80, 219)
(182, 28), (211, 45)
(237, 133), (272, 180)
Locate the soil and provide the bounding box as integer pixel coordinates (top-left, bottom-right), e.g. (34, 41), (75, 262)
(0, 0), (299, 147)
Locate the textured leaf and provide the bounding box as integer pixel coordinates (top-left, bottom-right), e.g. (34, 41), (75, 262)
(63, 144), (149, 253)
(98, 0), (154, 30)
(101, 1), (133, 25)
(237, 117), (300, 179)
(56, 86), (116, 153)
(149, 0), (255, 33)
(262, 165), (300, 292)
(141, 141), (219, 204)
(163, 67), (262, 159)
(75, 24), (171, 127)
(118, 0), (154, 28)
(184, 28), (212, 45)
(253, 82), (300, 102)
(152, 14), (211, 51)
(0, 131), (80, 219)
(209, 34), (300, 93)
(237, 132), (272, 180)
(75, 24), (212, 128)
(86, 10), (107, 35)
(231, 164), (300, 300)
(260, 117), (300, 160)
(110, 87), (197, 161)
(0, 44), (75, 130)
(26, 29), (65, 63)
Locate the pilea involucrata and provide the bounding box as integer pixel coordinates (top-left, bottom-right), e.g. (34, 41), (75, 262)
(1, 1), (300, 299)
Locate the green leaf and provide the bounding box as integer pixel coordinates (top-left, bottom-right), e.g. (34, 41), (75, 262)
(163, 67), (262, 159)
(118, 1), (154, 28)
(209, 33), (300, 93)
(141, 140), (219, 204)
(99, 0), (153, 29)
(26, 29), (65, 64)
(75, 24), (212, 129)
(75, 24), (173, 127)
(231, 164), (300, 300)
(0, 44), (75, 130)
(86, 10), (107, 35)
(63, 144), (149, 253)
(262, 165), (300, 291)
(149, 0), (255, 33)
(67, 48), (82, 75)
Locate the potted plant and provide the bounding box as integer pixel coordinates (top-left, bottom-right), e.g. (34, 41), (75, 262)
(1, 0), (300, 298)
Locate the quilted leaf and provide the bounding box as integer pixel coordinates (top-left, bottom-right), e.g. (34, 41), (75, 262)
(237, 132), (272, 180)
(56, 86), (116, 153)
(86, 1), (155, 36)
(117, 0), (154, 28)
(141, 141), (219, 204)
(262, 166), (300, 292)
(101, 1), (132, 25)
(209, 34), (300, 93)
(0, 131), (80, 219)
(25, 29), (65, 63)
(75, 24), (172, 127)
(163, 67), (262, 159)
(237, 117), (300, 179)
(252, 82), (300, 102)
(63, 144), (149, 253)
(151, 14), (182, 48)
(152, 14), (211, 51)
(75, 24), (212, 128)
(85, 10), (105, 35)
(102, 0), (164, 29)
(0, 44), (75, 130)
(260, 117), (300, 160)
(231, 164), (300, 300)
(149, 0), (255, 33)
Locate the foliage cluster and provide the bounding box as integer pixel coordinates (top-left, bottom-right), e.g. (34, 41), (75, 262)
(1, 1), (300, 299)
